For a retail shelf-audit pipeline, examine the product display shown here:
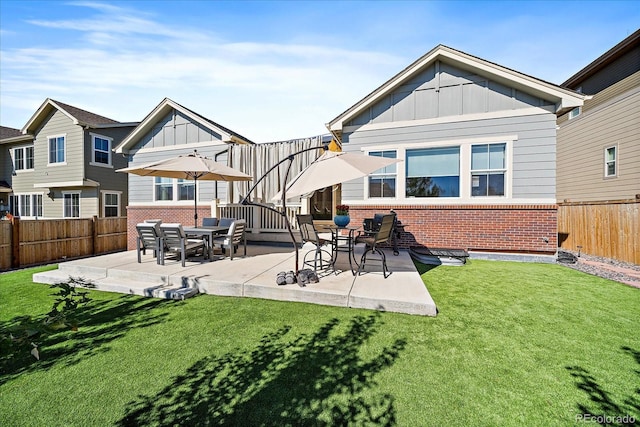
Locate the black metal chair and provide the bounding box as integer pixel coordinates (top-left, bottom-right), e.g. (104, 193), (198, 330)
(296, 214), (333, 273)
(355, 213), (395, 278)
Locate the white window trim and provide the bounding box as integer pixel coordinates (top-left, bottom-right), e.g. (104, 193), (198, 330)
(12, 192), (44, 218)
(470, 143), (508, 198)
(12, 145), (35, 173)
(569, 107), (581, 120)
(101, 190), (122, 217)
(62, 191), (81, 218)
(152, 178), (199, 204)
(604, 145), (617, 178)
(47, 134), (67, 166)
(361, 135), (515, 205)
(90, 133), (114, 168)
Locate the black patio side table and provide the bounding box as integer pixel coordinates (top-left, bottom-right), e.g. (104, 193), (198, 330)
(322, 225), (361, 275)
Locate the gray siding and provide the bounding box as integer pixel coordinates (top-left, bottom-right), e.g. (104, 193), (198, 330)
(557, 74), (640, 202)
(85, 126), (136, 216)
(348, 60), (553, 127)
(127, 145), (231, 204)
(342, 112), (558, 200)
(133, 109), (224, 151)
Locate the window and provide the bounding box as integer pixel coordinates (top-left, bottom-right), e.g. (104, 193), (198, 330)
(92, 134), (112, 166)
(155, 177), (173, 201)
(177, 179), (195, 201)
(605, 146), (617, 177)
(63, 193), (80, 218)
(471, 143), (506, 196)
(368, 150), (397, 198)
(13, 146), (34, 171)
(406, 147), (460, 197)
(11, 194), (42, 217)
(103, 192), (119, 217)
(48, 135), (65, 164)
(569, 107), (581, 119)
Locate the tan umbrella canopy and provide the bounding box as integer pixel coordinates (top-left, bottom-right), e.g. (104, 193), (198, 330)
(273, 150), (402, 201)
(118, 150), (252, 226)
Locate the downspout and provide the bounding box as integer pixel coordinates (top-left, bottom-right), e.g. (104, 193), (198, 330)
(214, 148), (229, 200)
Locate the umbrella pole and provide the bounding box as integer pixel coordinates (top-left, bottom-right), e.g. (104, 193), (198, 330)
(194, 176), (198, 227)
(281, 158), (299, 275)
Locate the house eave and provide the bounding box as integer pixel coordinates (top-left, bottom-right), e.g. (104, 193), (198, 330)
(327, 44), (588, 133)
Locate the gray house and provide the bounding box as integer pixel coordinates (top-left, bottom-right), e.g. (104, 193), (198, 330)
(556, 29), (639, 264)
(326, 45), (587, 255)
(1, 99), (138, 219)
(114, 97), (254, 249)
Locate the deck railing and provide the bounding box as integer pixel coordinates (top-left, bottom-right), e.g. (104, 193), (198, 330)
(217, 203), (302, 233)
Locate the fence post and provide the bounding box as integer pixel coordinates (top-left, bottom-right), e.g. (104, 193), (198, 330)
(92, 215), (98, 255)
(11, 217), (20, 268)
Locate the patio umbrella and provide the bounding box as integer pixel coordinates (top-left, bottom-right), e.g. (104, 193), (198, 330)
(117, 150), (252, 226)
(272, 150), (402, 200)
(243, 147), (401, 277)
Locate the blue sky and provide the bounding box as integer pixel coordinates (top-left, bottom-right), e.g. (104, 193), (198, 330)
(1, 1), (638, 142)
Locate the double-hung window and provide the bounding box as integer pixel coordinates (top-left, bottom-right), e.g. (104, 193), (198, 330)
(471, 143), (506, 196)
(605, 146), (617, 177)
(92, 134), (112, 166)
(48, 135), (66, 164)
(13, 146), (34, 171)
(155, 177), (173, 201)
(154, 178), (195, 202)
(177, 179), (195, 201)
(103, 192), (120, 217)
(368, 150), (397, 197)
(406, 147), (460, 197)
(63, 193), (80, 218)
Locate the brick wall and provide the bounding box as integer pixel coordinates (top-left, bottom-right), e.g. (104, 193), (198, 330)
(126, 205), (211, 250)
(349, 204), (558, 254)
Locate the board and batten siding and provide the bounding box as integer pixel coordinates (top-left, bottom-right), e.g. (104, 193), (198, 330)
(341, 112), (558, 202)
(557, 78), (640, 202)
(126, 108), (234, 206)
(348, 61), (553, 127)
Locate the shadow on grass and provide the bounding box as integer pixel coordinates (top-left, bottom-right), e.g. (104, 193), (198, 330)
(117, 312), (407, 426)
(413, 261), (440, 276)
(0, 295), (172, 386)
(566, 346), (640, 426)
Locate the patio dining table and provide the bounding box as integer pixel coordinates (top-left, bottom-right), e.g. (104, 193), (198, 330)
(321, 224), (361, 275)
(183, 225), (229, 260)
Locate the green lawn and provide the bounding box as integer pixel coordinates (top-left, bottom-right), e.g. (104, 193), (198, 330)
(1, 260), (638, 426)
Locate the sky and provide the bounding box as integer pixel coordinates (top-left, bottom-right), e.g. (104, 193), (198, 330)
(1, 1), (638, 143)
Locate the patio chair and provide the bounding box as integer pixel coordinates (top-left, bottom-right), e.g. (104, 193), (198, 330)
(159, 223), (206, 267)
(218, 217), (235, 228)
(296, 214), (333, 273)
(213, 219), (247, 260)
(202, 217), (218, 227)
(135, 222), (163, 264)
(355, 213), (395, 278)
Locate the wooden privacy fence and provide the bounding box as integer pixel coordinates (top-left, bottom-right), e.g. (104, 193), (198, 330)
(558, 200), (639, 265)
(0, 216), (128, 271)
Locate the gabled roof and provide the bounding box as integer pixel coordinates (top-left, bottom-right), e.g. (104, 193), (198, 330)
(327, 44), (588, 134)
(0, 126), (33, 144)
(21, 98), (137, 134)
(115, 98), (254, 154)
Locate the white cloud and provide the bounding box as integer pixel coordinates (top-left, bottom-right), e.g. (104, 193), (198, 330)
(1, 2), (403, 140)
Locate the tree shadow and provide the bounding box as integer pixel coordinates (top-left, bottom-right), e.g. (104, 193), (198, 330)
(1, 295), (172, 385)
(566, 346), (640, 426)
(118, 312), (407, 426)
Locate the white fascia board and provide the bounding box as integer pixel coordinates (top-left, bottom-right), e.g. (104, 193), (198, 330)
(22, 98), (77, 134)
(34, 179), (99, 188)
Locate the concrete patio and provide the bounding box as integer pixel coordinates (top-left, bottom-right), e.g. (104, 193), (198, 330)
(33, 242), (438, 316)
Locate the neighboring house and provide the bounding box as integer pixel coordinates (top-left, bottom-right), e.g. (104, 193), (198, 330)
(326, 44), (587, 256)
(0, 99), (138, 219)
(556, 29), (640, 264)
(114, 97), (255, 249)
(0, 126), (33, 216)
